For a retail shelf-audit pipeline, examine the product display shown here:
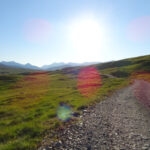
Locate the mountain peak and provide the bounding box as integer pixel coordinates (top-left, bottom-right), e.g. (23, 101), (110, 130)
(0, 61), (100, 71)
(0, 61), (39, 70)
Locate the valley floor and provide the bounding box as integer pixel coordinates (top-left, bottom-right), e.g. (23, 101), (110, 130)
(38, 80), (150, 150)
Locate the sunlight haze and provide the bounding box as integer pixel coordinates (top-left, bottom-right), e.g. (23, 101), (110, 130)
(0, 0), (150, 66)
(67, 13), (107, 62)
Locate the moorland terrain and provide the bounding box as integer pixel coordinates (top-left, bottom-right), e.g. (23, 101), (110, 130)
(0, 55), (150, 150)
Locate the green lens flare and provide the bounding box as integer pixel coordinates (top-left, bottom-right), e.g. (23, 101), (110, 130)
(57, 104), (72, 121)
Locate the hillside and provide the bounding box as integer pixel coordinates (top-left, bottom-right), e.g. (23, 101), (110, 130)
(0, 55), (149, 150)
(95, 54), (150, 75)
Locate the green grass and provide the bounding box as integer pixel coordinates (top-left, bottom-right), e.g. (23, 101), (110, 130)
(0, 55), (150, 149)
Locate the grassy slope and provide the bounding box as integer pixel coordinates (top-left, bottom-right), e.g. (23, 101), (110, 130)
(0, 55), (150, 150)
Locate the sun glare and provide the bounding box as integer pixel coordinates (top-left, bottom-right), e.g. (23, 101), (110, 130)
(68, 16), (105, 60)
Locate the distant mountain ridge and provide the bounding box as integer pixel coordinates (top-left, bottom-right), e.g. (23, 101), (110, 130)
(0, 61), (100, 71)
(0, 61), (39, 70)
(41, 62), (99, 70)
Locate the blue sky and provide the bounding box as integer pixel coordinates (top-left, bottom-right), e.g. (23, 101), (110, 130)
(0, 0), (150, 66)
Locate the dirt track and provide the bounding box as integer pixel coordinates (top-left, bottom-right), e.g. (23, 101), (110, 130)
(38, 80), (150, 150)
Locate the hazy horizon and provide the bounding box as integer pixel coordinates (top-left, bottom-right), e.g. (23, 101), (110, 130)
(1, 54), (149, 67)
(0, 60), (101, 67)
(0, 0), (150, 66)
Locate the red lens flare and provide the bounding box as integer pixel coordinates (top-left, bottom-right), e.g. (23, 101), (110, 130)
(127, 16), (150, 42)
(133, 80), (150, 108)
(132, 72), (150, 108)
(77, 66), (102, 97)
(24, 19), (51, 43)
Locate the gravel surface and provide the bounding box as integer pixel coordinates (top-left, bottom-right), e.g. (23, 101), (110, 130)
(38, 80), (150, 150)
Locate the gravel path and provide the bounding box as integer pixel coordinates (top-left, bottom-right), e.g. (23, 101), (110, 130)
(38, 80), (150, 150)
